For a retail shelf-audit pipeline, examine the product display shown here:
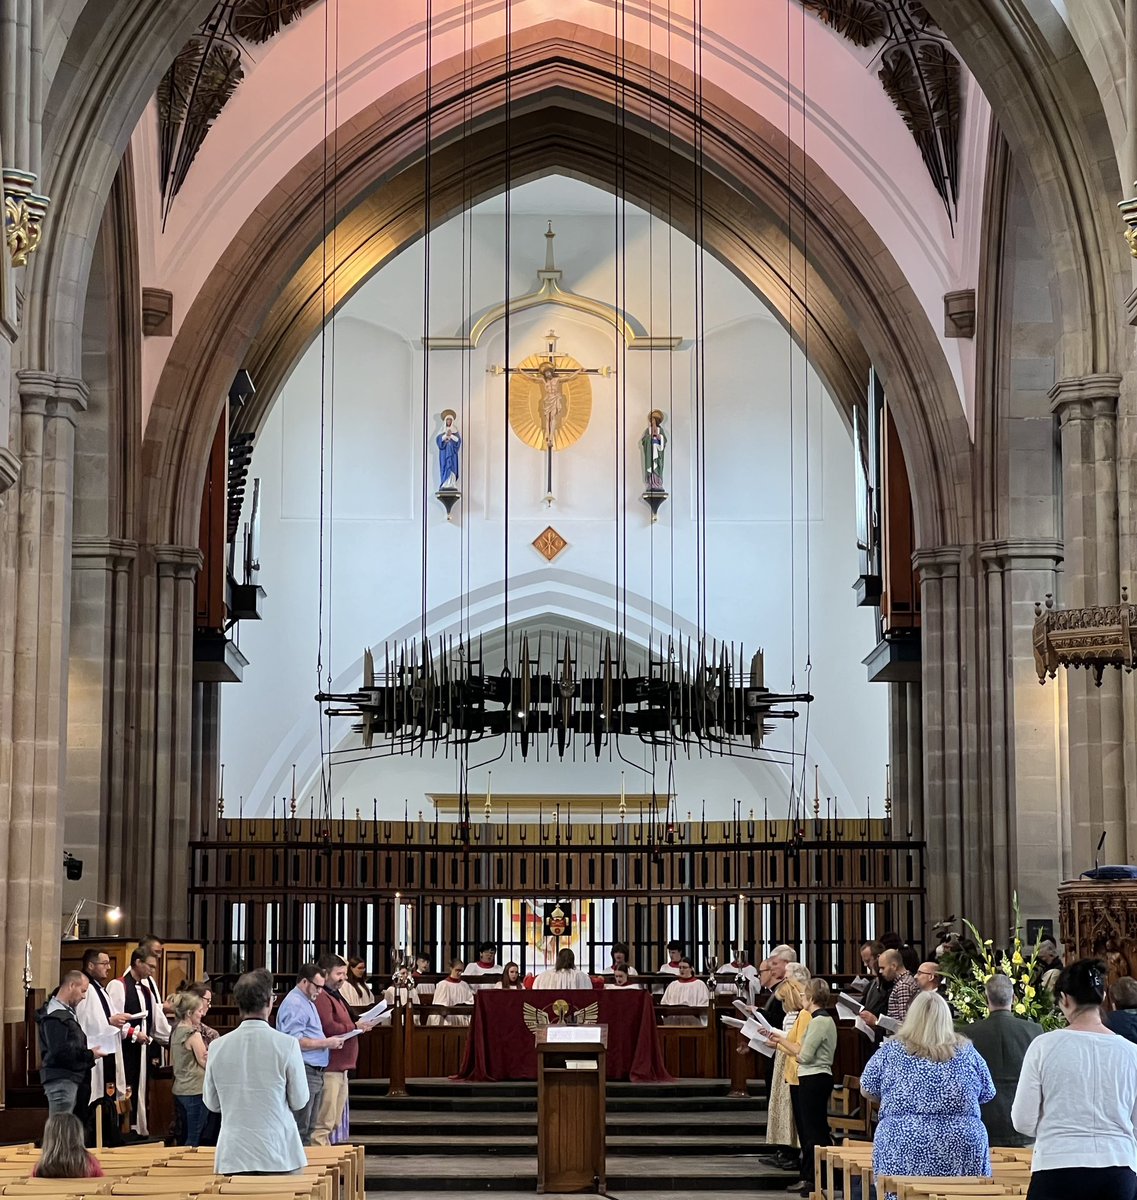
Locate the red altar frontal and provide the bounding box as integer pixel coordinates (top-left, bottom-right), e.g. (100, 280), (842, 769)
(456, 989), (672, 1083)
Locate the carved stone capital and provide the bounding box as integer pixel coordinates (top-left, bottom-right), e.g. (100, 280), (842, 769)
(16, 369), (89, 423)
(977, 538), (1064, 572)
(912, 545), (962, 581)
(153, 543), (203, 579)
(71, 536), (139, 570)
(1048, 373), (1122, 421)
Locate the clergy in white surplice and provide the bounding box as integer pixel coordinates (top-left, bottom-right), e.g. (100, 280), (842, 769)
(75, 948), (129, 1113)
(106, 949), (170, 1137)
(660, 959), (712, 1025)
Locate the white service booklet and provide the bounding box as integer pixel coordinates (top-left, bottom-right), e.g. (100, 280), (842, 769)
(355, 999), (389, 1024)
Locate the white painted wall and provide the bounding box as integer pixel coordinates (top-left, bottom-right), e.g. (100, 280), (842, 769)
(221, 180), (887, 819)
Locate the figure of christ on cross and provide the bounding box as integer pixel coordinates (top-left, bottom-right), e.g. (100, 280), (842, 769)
(490, 331), (611, 502)
(521, 361), (587, 448)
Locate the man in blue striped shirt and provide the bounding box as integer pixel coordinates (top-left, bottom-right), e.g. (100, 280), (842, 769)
(275, 963), (345, 1144)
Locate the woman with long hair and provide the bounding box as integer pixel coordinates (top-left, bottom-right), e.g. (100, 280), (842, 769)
(766, 977), (837, 1196)
(33, 1114), (103, 1178)
(170, 991), (209, 1146)
(860, 990), (994, 1192)
(761, 967), (810, 1171)
(496, 962), (523, 989)
(1013, 959), (1137, 1200)
(340, 957), (376, 1007)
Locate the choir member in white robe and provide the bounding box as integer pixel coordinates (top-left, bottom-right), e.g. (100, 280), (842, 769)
(653, 941), (685, 994)
(341, 957), (376, 1007)
(658, 941), (684, 975)
(495, 963), (524, 989)
(107, 950), (171, 1136)
(76, 949), (129, 1116)
(660, 960), (712, 1025)
(605, 967), (642, 991)
(611, 944), (639, 976)
(383, 968), (419, 1009)
(427, 960), (475, 1026)
(462, 943), (501, 991)
(533, 949), (594, 990)
(412, 956), (436, 999)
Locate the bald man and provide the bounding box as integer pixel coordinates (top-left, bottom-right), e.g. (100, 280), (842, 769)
(915, 961), (943, 993)
(861, 949), (919, 1029)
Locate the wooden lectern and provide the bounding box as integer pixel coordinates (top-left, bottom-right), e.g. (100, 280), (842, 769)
(534, 1025), (607, 1194)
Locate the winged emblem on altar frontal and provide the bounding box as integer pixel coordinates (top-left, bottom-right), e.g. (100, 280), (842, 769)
(523, 999), (600, 1030)
(523, 1003), (551, 1032)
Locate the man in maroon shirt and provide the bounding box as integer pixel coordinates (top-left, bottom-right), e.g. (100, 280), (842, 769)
(311, 954), (376, 1145)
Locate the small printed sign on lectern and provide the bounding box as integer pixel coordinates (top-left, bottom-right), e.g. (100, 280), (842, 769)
(535, 1024), (608, 1047)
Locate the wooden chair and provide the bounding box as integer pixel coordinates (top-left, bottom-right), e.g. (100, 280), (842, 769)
(827, 1074), (868, 1140)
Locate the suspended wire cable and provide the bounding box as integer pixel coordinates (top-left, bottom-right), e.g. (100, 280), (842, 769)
(315, 0), (340, 821)
(797, 0), (814, 809)
(502, 0), (512, 668)
(421, 0), (433, 646)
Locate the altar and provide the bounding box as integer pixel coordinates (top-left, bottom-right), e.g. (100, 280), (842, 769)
(455, 989), (672, 1083)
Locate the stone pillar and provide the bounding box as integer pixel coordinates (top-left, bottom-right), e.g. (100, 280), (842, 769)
(190, 681), (221, 847)
(887, 681), (923, 840)
(913, 545), (968, 931)
(977, 539), (1065, 932)
(1049, 373), (1127, 871)
(65, 537), (136, 923)
(0, 369), (85, 1019)
(109, 544), (199, 937)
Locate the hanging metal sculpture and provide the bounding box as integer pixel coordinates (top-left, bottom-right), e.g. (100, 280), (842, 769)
(316, 635), (811, 763)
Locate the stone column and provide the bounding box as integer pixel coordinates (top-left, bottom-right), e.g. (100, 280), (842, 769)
(65, 537), (136, 922)
(887, 681), (923, 840)
(190, 681), (220, 847)
(1049, 373), (1127, 871)
(977, 539), (1064, 932)
(110, 544), (200, 937)
(0, 369), (85, 1019)
(912, 545), (969, 931)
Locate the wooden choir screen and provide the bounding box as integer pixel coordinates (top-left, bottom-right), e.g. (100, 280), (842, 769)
(191, 818), (925, 977)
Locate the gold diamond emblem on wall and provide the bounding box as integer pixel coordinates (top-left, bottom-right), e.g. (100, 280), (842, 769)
(532, 526), (568, 562)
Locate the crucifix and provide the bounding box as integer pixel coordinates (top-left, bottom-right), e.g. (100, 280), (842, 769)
(489, 329), (611, 504)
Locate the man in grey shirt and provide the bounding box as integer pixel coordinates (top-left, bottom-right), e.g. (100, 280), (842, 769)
(964, 973), (1042, 1147)
(203, 970), (309, 1174)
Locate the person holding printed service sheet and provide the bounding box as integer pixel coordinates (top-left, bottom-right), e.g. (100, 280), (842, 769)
(837, 989), (899, 1042)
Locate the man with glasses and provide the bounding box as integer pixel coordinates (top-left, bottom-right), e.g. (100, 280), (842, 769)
(108, 949), (168, 1137)
(275, 963), (345, 1144)
(76, 948), (130, 1143)
(915, 961), (944, 994)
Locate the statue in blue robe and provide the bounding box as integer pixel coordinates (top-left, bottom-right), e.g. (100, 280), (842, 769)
(437, 410), (461, 489)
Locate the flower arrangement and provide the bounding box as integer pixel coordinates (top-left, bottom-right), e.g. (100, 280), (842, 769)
(941, 894), (1063, 1031)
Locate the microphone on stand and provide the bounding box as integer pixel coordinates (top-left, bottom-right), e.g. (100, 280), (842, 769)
(1095, 831), (1107, 873)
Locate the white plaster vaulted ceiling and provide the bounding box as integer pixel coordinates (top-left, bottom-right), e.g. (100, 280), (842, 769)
(131, 0), (991, 430)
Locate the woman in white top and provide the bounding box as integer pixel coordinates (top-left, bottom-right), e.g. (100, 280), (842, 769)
(1012, 958), (1137, 1200)
(340, 957), (375, 1008)
(533, 948), (593, 990)
(427, 959), (475, 1026)
(496, 962), (523, 989)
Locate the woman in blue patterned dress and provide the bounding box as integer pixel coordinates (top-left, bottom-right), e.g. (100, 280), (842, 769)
(860, 991), (995, 1193)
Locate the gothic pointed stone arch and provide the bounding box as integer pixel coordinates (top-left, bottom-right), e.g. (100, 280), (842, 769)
(139, 26), (972, 562)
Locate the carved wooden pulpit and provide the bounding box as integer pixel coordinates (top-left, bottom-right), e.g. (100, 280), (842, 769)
(1058, 879), (1137, 987)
